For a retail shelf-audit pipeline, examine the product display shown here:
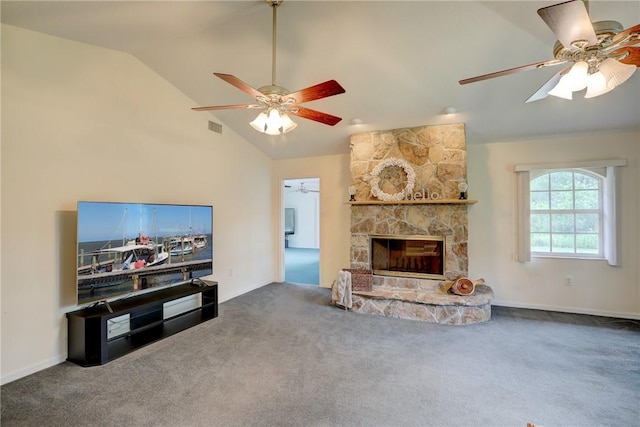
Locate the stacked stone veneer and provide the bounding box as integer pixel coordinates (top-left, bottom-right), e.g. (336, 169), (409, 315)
(348, 123), (493, 325)
(350, 123), (467, 202)
(351, 204), (468, 280)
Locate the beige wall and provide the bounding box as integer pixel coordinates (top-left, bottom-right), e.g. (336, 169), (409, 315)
(1, 25), (276, 383)
(467, 132), (639, 318)
(273, 155), (352, 287)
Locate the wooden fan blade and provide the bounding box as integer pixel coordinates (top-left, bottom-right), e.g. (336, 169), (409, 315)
(525, 66), (571, 103)
(537, 0), (597, 49)
(606, 24), (640, 52)
(613, 46), (640, 66)
(213, 73), (264, 99)
(287, 80), (346, 104)
(459, 59), (565, 85)
(192, 104), (261, 111)
(291, 106), (342, 126)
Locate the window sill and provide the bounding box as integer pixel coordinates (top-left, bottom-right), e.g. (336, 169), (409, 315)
(532, 254), (605, 261)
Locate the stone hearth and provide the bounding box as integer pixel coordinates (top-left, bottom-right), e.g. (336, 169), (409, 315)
(350, 276), (493, 325)
(346, 123), (493, 325)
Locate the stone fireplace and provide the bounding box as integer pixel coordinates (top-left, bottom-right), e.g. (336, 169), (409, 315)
(349, 123), (470, 281)
(345, 123), (493, 325)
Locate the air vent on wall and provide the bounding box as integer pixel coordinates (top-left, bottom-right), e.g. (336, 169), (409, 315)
(208, 120), (222, 134)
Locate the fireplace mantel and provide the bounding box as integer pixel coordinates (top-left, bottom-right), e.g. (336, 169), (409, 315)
(347, 199), (477, 205)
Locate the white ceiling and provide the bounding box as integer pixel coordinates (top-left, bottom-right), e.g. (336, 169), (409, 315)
(2, 1), (639, 160)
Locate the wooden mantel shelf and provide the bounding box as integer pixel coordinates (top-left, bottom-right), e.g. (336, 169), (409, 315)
(348, 199), (477, 205)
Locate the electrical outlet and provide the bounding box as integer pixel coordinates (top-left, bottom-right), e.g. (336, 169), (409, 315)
(564, 276), (573, 286)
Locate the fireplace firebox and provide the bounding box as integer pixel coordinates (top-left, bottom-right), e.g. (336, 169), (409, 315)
(370, 235), (445, 280)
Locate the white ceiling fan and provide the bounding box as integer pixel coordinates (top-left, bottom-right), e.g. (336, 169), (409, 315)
(459, 0), (640, 102)
(285, 182), (319, 194)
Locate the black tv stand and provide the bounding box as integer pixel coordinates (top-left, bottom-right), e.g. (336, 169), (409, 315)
(66, 281), (218, 366)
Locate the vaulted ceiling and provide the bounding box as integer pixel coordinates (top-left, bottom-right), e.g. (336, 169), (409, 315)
(2, 1), (639, 159)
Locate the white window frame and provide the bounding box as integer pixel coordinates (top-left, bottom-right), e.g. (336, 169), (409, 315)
(529, 169), (603, 259)
(515, 159), (626, 266)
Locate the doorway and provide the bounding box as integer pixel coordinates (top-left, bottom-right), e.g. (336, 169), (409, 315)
(283, 178), (320, 285)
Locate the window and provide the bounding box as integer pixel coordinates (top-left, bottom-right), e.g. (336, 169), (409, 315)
(529, 169), (602, 257)
(515, 159), (625, 266)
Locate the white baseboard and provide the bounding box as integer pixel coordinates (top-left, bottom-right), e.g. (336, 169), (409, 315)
(492, 300), (640, 320)
(2, 281), (272, 386)
(1, 354), (67, 386)
(218, 280), (272, 304)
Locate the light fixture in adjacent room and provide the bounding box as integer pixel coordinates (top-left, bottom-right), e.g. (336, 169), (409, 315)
(443, 106), (457, 115)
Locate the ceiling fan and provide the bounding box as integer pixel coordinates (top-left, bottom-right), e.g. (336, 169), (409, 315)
(459, 0), (640, 102)
(192, 0), (345, 135)
(285, 182), (319, 193)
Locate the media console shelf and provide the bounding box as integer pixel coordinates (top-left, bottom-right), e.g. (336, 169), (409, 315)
(66, 281), (218, 366)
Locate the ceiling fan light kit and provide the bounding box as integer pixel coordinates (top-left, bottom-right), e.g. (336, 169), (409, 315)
(459, 0), (639, 102)
(250, 109), (297, 135)
(549, 55), (636, 100)
(192, 0), (345, 136)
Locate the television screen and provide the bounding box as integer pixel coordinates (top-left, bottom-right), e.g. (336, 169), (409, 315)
(76, 201), (213, 305)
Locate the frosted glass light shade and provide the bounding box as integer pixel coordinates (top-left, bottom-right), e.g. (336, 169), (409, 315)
(584, 71), (613, 98)
(250, 112), (269, 132)
(563, 61), (589, 91)
(264, 109), (284, 135)
(548, 75), (573, 100)
(584, 59), (636, 99)
(279, 113), (297, 133)
(600, 58), (636, 90)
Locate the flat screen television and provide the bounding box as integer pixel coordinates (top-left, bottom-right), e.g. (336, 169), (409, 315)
(76, 201), (213, 306)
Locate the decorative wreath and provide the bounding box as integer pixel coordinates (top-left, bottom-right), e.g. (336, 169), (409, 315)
(370, 158), (416, 201)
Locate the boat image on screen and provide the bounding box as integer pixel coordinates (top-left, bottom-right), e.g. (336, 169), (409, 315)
(76, 201), (213, 305)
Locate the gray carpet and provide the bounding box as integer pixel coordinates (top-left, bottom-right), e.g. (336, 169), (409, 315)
(285, 248), (319, 285)
(2, 282), (639, 427)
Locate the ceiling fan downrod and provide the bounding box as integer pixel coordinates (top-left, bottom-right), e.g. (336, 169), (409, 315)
(268, 0), (283, 87)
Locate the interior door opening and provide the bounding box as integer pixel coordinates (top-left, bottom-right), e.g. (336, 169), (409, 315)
(283, 178), (320, 285)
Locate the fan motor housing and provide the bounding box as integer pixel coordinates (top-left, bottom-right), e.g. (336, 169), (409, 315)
(258, 85), (290, 96)
(553, 20), (624, 57)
